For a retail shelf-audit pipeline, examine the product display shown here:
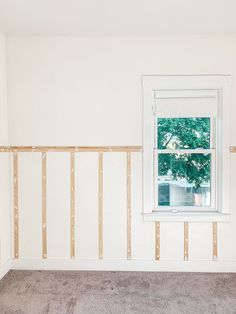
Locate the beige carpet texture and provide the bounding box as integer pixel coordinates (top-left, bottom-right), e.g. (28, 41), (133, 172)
(0, 270), (236, 314)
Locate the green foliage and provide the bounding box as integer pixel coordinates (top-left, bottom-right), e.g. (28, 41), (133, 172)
(158, 118), (211, 190)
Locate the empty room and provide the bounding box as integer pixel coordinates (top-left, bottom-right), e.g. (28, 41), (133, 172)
(0, 0), (236, 313)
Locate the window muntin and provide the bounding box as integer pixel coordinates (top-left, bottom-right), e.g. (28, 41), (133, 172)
(155, 117), (215, 210)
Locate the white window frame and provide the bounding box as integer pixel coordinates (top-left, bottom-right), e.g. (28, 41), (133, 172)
(142, 75), (231, 222)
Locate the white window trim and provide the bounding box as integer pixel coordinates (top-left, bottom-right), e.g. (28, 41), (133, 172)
(142, 75), (231, 222)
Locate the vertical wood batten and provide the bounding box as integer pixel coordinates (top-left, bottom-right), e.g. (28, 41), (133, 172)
(70, 152), (75, 259)
(184, 222), (189, 261)
(213, 221), (218, 260)
(13, 153), (19, 259)
(98, 152), (103, 259)
(42, 152), (47, 259)
(127, 152), (131, 260)
(155, 222), (160, 260)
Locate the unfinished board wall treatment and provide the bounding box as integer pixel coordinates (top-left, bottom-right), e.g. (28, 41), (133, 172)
(184, 222), (189, 261)
(213, 222), (218, 260)
(13, 152), (19, 259)
(0, 146), (142, 153)
(70, 152), (75, 259)
(42, 152), (47, 259)
(155, 222), (160, 260)
(127, 152), (131, 260)
(98, 152), (103, 259)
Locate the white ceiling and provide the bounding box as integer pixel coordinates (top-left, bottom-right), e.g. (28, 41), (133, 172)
(0, 0), (236, 36)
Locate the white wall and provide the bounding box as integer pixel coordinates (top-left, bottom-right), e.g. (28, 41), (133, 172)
(6, 35), (236, 271)
(0, 33), (10, 274)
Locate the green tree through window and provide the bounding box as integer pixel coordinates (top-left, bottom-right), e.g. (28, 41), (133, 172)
(157, 118), (211, 192)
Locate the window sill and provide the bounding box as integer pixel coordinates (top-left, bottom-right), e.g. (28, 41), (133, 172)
(143, 211), (230, 222)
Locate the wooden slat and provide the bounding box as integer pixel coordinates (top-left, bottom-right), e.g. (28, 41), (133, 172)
(127, 152), (131, 260)
(184, 222), (189, 261)
(70, 152), (75, 259)
(42, 152), (47, 259)
(0, 146), (142, 153)
(98, 152), (103, 259)
(2, 145), (236, 153)
(155, 222), (160, 261)
(0, 146), (11, 152)
(13, 153), (19, 259)
(213, 221), (218, 260)
(230, 146), (236, 153)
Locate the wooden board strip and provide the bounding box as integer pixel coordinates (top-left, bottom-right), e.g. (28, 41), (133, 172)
(0, 147), (11, 152)
(70, 152), (75, 259)
(184, 222), (189, 261)
(0, 146), (142, 153)
(98, 152), (103, 259)
(42, 152), (47, 259)
(13, 153), (19, 259)
(213, 221), (218, 260)
(230, 146), (236, 153)
(155, 222), (160, 261)
(4, 145), (236, 153)
(127, 152), (131, 260)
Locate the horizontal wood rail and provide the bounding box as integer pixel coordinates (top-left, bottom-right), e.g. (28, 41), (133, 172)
(0, 146), (142, 153)
(1, 145), (236, 152)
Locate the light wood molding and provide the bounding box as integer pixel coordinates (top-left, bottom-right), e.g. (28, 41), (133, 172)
(0, 146), (142, 153)
(213, 221), (218, 260)
(13, 153), (19, 259)
(70, 152), (75, 259)
(155, 222), (160, 261)
(230, 146), (236, 153)
(42, 152), (47, 259)
(184, 222), (189, 261)
(98, 152), (103, 259)
(127, 152), (131, 260)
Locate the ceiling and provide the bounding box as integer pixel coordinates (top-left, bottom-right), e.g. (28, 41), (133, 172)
(0, 0), (235, 36)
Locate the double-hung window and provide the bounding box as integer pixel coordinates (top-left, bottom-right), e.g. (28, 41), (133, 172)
(155, 117), (215, 211)
(143, 76), (231, 222)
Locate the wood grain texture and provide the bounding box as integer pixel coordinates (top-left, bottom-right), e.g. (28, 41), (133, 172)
(0, 146), (142, 153)
(184, 222), (189, 261)
(0, 144), (235, 153)
(13, 153), (19, 259)
(127, 152), (131, 260)
(213, 222), (218, 260)
(230, 146), (236, 153)
(98, 152), (103, 259)
(42, 153), (47, 259)
(155, 222), (160, 261)
(70, 152), (75, 259)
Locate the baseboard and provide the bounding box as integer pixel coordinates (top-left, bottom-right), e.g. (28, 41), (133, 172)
(11, 258), (236, 272)
(0, 260), (11, 280)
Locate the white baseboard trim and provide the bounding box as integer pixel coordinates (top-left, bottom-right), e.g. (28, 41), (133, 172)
(0, 260), (11, 280)
(11, 258), (236, 272)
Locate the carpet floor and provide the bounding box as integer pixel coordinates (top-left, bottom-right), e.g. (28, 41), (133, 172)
(0, 270), (236, 314)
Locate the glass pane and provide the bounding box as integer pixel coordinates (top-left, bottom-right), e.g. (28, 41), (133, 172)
(157, 117), (210, 149)
(157, 153), (211, 207)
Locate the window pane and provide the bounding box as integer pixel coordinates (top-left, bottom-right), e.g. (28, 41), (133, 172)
(157, 117), (210, 149)
(157, 153), (211, 207)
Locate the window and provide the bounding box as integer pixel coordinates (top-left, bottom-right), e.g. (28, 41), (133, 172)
(155, 117), (214, 210)
(142, 76), (231, 222)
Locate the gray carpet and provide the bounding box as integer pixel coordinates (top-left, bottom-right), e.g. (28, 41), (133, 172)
(0, 271), (236, 314)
